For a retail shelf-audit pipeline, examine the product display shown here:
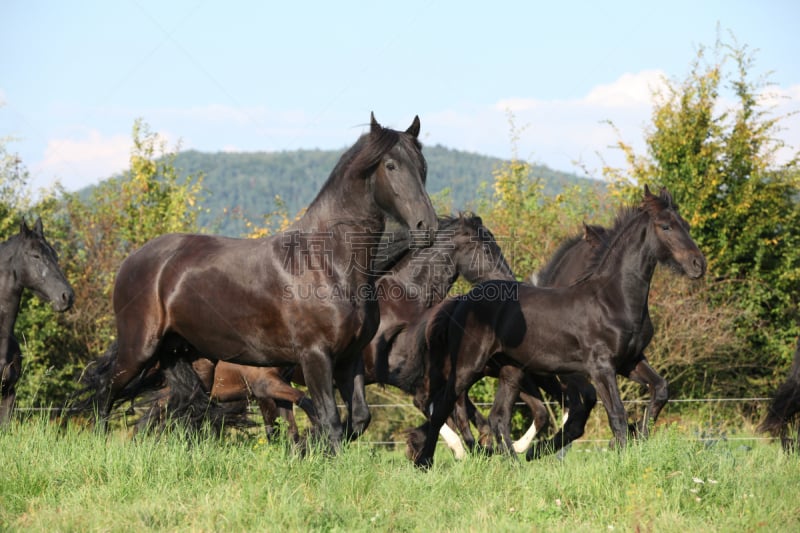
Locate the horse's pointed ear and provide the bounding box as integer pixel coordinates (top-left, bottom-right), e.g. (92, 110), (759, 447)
(33, 217), (44, 236)
(660, 187), (674, 207)
(583, 223), (606, 248)
(406, 115), (421, 138)
(20, 218), (30, 236)
(370, 112), (381, 135)
(643, 184), (654, 199)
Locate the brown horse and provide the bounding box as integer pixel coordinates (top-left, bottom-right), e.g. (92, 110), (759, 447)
(79, 114), (437, 452)
(171, 214), (515, 450)
(1, 218), (74, 423)
(409, 187), (706, 468)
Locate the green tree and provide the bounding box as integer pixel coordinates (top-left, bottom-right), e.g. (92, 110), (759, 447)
(14, 119), (205, 407)
(606, 38), (800, 400)
(0, 134), (30, 233)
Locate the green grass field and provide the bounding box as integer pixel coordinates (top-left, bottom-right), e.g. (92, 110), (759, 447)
(1, 415), (798, 532)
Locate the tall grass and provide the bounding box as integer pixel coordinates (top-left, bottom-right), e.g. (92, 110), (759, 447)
(1, 414), (798, 532)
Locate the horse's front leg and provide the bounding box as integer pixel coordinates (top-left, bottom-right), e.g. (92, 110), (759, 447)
(0, 351), (20, 425)
(301, 349), (343, 452)
(334, 355), (371, 441)
(0, 391), (15, 424)
(591, 362), (628, 448)
(622, 356), (667, 438)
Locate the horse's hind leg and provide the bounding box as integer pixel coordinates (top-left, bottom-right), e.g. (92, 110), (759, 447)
(512, 389), (550, 454)
(527, 377), (596, 460)
(465, 395), (494, 451)
(246, 368), (316, 441)
(450, 393), (477, 452)
(487, 365), (524, 457)
(99, 333), (161, 431)
(623, 357), (668, 438)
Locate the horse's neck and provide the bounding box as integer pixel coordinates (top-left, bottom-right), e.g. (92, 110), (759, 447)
(0, 268), (22, 340)
(594, 216), (657, 315)
(299, 171), (383, 232)
(391, 247), (459, 308)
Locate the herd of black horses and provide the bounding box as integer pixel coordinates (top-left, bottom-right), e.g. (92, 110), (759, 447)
(2, 114), (799, 466)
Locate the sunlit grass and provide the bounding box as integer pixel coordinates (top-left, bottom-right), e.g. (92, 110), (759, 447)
(1, 414), (798, 532)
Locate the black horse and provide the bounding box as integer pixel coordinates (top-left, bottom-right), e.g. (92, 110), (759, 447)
(130, 215), (507, 445)
(480, 224), (608, 458)
(1, 218), (74, 423)
(361, 213), (514, 454)
(260, 213), (515, 453)
(80, 114), (437, 452)
(409, 186), (706, 468)
(492, 214), (673, 458)
(759, 337), (800, 452)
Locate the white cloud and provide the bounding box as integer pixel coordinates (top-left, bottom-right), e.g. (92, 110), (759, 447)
(427, 71), (673, 174)
(33, 130), (132, 191)
(584, 70), (668, 108)
(430, 70), (799, 176)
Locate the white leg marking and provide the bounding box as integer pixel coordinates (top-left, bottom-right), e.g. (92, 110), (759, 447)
(512, 421), (538, 453)
(439, 424), (466, 460)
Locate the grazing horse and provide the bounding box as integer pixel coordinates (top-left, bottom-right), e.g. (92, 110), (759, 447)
(81, 114), (437, 452)
(409, 186), (706, 468)
(0, 218), (74, 423)
(759, 337), (800, 452)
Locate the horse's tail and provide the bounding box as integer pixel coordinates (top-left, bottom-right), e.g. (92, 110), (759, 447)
(68, 342), (121, 418)
(67, 342), (164, 420)
(758, 340), (800, 436)
(152, 357), (252, 435)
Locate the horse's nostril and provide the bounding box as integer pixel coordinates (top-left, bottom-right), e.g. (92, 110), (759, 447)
(62, 291), (75, 307)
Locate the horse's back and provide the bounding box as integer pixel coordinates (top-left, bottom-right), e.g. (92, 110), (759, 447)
(114, 233), (265, 309)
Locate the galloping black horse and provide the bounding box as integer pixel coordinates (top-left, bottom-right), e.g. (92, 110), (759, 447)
(409, 186), (706, 468)
(759, 337), (800, 452)
(82, 114), (437, 452)
(485, 224), (608, 457)
(1, 218), (74, 423)
(493, 213), (675, 458)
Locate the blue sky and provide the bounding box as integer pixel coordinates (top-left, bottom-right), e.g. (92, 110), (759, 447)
(2, 1), (798, 192)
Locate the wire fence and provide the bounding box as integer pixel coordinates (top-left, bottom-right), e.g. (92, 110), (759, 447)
(13, 396), (781, 448)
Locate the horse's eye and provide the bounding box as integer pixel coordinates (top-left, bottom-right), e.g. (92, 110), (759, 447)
(660, 224), (670, 231)
(386, 161), (397, 171)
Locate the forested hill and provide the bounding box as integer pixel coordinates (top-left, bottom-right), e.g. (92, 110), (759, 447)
(173, 145), (600, 236)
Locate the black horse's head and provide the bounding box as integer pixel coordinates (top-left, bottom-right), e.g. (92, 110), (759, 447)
(14, 218), (74, 312)
(442, 213), (515, 284)
(641, 185), (706, 279)
(365, 113), (437, 246)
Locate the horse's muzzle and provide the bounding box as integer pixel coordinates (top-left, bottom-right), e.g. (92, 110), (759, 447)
(687, 254), (707, 279)
(411, 220), (436, 248)
(53, 289), (75, 312)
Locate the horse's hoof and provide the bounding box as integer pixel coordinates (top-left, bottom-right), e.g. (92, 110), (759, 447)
(414, 456), (434, 470)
